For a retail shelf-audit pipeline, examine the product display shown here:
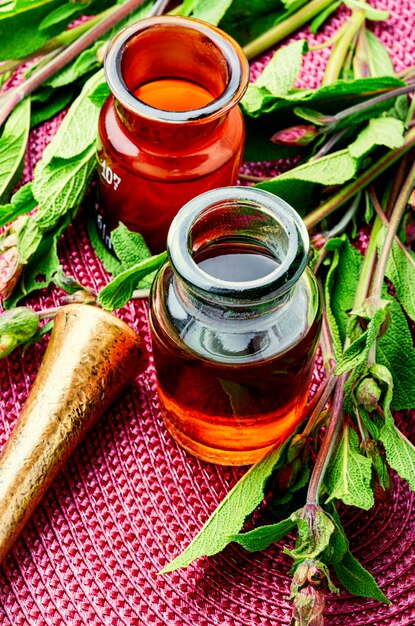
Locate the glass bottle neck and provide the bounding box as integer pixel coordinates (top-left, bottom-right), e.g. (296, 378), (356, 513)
(167, 187), (310, 317)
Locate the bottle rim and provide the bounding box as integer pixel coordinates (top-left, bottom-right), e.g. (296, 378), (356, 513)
(104, 16), (249, 124)
(167, 187), (310, 303)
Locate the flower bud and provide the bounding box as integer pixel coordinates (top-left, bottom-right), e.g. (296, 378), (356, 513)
(271, 124), (318, 147)
(292, 585), (325, 626)
(0, 246), (23, 301)
(0, 307), (40, 358)
(356, 377), (381, 412)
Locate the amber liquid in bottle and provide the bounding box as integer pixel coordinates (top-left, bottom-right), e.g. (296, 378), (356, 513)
(134, 78), (214, 111)
(150, 250), (322, 465)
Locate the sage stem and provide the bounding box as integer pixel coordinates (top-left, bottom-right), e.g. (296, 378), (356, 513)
(242, 0), (334, 60)
(304, 125), (415, 230)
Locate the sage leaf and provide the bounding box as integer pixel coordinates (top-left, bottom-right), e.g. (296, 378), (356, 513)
(335, 300), (390, 376)
(0, 98), (30, 203)
(0, 183), (36, 229)
(160, 444), (286, 574)
(310, 1), (341, 34)
(241, 76), (403, 119)
(255, 39), (307, 97)
(45, 40), (104, 89)
(286, 506), (334, 561)
(34, 145), (96, 231)
(377, 225), (415, 322)
(111, 222), (151, 269)
(324, 236), (363, 358)
(348, 117), (405, 159)
(182, 0), (234, 25)
(334, 551), (390, 603)
(39, 2), (82, 32)
(257, 150), (358, 217)
(86, 210), (123, 277)
(325, 425), (374, 510)
(229, 518), (295, 552)
(377, 298), (415, 410)
(31, 88), (73, 128)
(38, 70), (107, 166)
(0, 0), (70, 61)
(97, 252), (167, 311)
(380, 424), (415, 492)
(365, 31), (395, 77)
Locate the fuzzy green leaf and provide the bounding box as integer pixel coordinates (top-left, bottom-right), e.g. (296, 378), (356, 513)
(34, 145), (96, 231)
(380, 424), (415, 492)
(229, 518), (295, 552)
(255, 40), (307, 97)
(334, 551), (390, 603)
(39, 2), (82, 31)
(377, 226), (415, 321)
(31, 87), (74, 128)
(97, 252), (167, 311)
(365, 31), (395, 77)
(326, 426), (374, 510)
(310, 1), (341, 34)
(111, 222), (151, 269)
(0, 183), (36, 229)
(348, 117), (405, 159)
(377, 299), (415, 410)
(324, 236), (363, 357)
(160, 444), (287, 573)
(256, 150), (357, 216)
(46, 40), (104, 89)
(183, 0), (234, 25)
(0, 98), (30, 203)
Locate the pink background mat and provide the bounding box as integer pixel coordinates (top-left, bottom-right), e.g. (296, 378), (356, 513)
(1, 1), (415, 623)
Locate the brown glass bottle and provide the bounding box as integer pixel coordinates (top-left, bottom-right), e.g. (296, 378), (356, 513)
(149, 187), (322, 466)
(96, 16), (249, 253)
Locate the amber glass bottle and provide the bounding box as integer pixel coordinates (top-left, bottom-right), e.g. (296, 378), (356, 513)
(96, 16), (249, 253)
(149, 187), (322, 466)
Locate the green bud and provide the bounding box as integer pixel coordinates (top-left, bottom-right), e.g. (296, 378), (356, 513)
(356, 377), (381, 412)
(0, 307), (40, 358)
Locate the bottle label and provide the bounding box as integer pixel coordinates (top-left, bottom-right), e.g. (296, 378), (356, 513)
(94, 198), (113, 251)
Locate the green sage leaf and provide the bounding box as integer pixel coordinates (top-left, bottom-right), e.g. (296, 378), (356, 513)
(325, 426), (374, 510)
(344, 0), (389, 21)
(160, 444), (286, 573)
(334, 551), (390, 603)
(255, 39), (307, 97)
(365, 31), (395, 77)
(0, 183), (36, 229)
(377, 225), (415, 322)
(0, 97), (30, 203)
(86, 209), (123, 277)
(229, 518), (295, 552)
(39, 2), (82, 32)
(182, 0), (234, 25)
(256, 150), (358, 216)
(348, 117), (405, 159)
(111, 222), (151, 269)
(377, 298), (415, 410)
(380, 424), (415, 492)
(97, 252), (167, 311)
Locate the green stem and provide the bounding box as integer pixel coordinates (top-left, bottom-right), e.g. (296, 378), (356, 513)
(304, 125), (415, 230)
(242, 0), (334, 60)
(322, 11), (365, 86)
(370, 158), (415, 299)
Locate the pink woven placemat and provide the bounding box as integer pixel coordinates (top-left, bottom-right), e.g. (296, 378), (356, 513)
(1, 1), (415, 624)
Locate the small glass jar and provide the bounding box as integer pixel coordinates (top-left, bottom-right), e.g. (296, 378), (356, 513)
(149, 187), (322, 466)
(96, 16), (249, 253)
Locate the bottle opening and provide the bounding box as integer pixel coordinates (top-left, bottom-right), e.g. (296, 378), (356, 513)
(168, 187), (309, 302)
(104, 16), (249, 122)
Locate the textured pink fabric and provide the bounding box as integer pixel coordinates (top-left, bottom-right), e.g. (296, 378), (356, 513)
(1, 1), (415, 624)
